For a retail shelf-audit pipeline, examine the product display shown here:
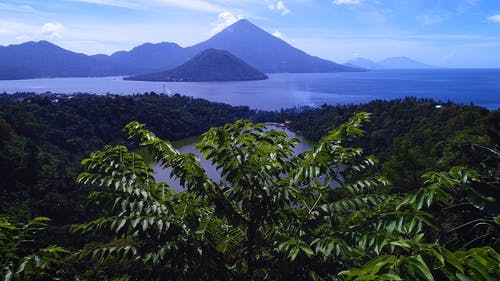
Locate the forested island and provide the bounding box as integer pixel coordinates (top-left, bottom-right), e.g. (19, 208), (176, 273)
(0, 93), (498, 280)
(125, 49), (269, 82)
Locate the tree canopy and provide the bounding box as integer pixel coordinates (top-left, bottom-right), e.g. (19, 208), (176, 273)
(13, 114), (493, 280)
(0, 94), (498, 280)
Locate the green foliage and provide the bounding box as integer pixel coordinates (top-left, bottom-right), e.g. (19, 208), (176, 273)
(341, 246), (500, 281)
(0, 216), (68, 280)
(0, 92), (261, 225)
(284, 97), (496, 190)
(72, 114), (500, 280)
(1, 94), (498, 280)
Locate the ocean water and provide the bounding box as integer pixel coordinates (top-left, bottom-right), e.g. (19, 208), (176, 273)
(1, 69), (499, 110)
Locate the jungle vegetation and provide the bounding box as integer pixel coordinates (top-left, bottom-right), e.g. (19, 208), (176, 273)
(0, 93), (498, 280)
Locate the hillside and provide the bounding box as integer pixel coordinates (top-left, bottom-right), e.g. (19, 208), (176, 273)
(125, 49), (268, 82)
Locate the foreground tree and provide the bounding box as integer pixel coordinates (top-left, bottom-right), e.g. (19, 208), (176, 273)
(74, 114), (499, 280)
(0, 216), (68, 280)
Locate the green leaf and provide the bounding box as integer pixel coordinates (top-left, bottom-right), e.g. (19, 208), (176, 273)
(442, 247), (464, 273)
(408, 255), (434, 281)
(456, 273), (475, 281)
(300, 245), (314, 257)
(379, 273), (403, 280)
(289, 246), (301, 261)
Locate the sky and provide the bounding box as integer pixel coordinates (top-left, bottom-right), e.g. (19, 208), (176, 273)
(1, 0), (500, 67)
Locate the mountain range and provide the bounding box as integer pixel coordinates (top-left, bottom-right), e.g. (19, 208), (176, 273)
(344, 57), (434, 70)
(0, 19), (361, 80)
(125, 49), (268, 82)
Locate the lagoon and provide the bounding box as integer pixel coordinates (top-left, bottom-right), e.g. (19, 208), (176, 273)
(147, 124), (313, 192)
(1, 69), (499, 110)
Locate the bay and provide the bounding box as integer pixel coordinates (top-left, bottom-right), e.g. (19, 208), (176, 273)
(1, 69), (499, 110)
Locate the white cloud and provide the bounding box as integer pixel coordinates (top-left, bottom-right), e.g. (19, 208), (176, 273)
(0, 28), (14, 35)
(67, 0), (141, 9)
(408, 34), (499, 41)
(332, 0), (362, 5)
(277, 1), (291, 15)
(210, 11), (242, 35)
(267, 1), (291, 15)
(15, 35), (32, 42)
(41, 23), (65, 38)
(0, 19), (35, 36)
(488, 14), (500, 23)
(153, 0), (224, 13)
(69, 0), (225, 12)
(272, 31), (286, 40)
(0, 3), (37, 12)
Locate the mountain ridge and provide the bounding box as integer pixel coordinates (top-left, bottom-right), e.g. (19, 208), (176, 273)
(344, 56), (435, 70)
(0, 19), (361, 80)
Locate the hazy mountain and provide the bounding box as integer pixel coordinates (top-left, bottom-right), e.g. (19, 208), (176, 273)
(125, 49), (268, 82)
(187, 19), (358, 73)
(344, 56), (434, 70)
(344, 57), (379, 70)
(0, 41), (116, 79)
(0, 19), (360, 80)
(110, 42), (189, 73)
(378, 57), (433, 69)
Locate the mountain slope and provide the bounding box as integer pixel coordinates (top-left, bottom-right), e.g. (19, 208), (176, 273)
(125, 48), (268, 82)
(186, 19), (360, 73)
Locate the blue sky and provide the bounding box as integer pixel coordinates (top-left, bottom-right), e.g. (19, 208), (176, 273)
(1, 0), (499, 67)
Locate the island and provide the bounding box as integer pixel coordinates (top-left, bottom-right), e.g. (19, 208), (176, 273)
(124, 48), (269, 82)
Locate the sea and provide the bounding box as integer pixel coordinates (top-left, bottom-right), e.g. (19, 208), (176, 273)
(1, 69), (499, 110)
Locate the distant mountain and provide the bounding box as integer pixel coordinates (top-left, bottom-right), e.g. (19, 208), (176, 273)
(0, 41), (122, 79)
(125, 49), (268, 82)
(110, 42), (189, 73)
(344, 57), (379, 70)
(377, 57), (433, 69)
(187, 19), (359, 73)
(0, 19), (361, 80)
(344, 56), (434, 70)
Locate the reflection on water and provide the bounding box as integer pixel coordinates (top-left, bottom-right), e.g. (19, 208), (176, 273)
(139, 124), (313, 192)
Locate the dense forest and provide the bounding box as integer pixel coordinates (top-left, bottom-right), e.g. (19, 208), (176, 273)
(0, 93), (498, 280)
(0, 93), (258, 225)
(284, 98), (499, 191)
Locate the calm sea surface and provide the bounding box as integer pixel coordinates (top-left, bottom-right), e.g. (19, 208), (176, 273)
(1, 69), (499, 109)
